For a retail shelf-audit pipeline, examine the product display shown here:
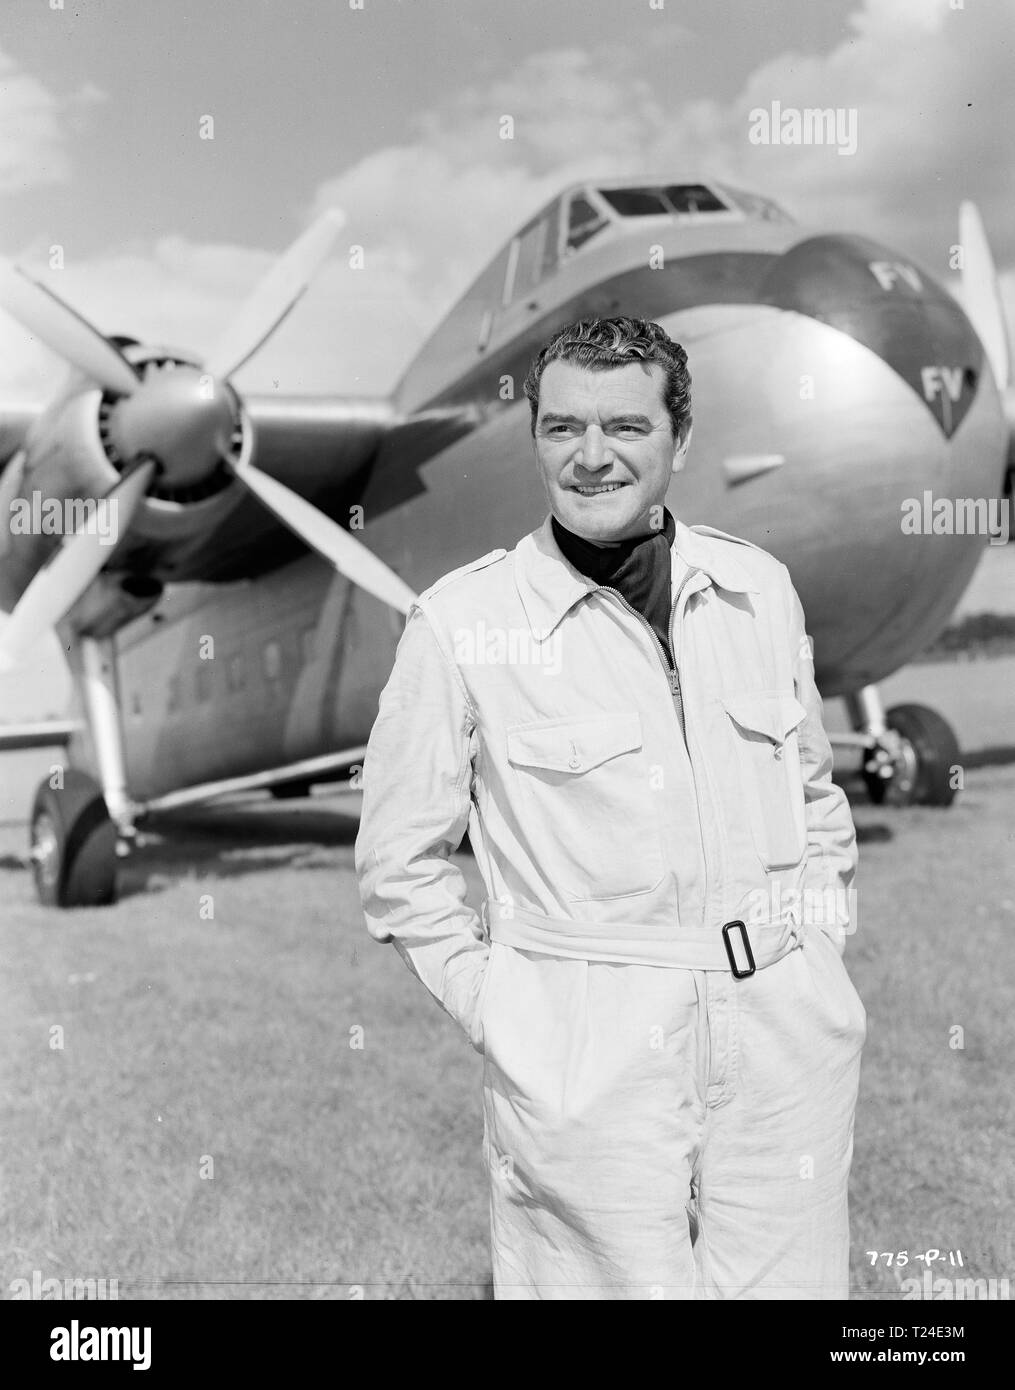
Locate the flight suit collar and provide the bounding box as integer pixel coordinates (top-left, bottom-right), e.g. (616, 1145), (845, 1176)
(515, 513), (759, 640)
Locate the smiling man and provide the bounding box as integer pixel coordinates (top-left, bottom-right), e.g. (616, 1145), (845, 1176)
(355, 316), (865, 1301)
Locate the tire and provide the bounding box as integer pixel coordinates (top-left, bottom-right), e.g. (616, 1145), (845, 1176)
(863, 703), (961, 808)
(30, 770), (118, 907)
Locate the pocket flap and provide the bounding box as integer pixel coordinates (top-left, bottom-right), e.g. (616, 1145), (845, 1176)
(507, 711), (642, 773)
(721, 691), (807, 745)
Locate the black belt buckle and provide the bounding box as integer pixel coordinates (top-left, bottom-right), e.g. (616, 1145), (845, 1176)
(722, 920), (756, 979)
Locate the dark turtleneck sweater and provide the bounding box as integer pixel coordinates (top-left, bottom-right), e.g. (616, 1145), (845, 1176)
(551, 508), (677, 668)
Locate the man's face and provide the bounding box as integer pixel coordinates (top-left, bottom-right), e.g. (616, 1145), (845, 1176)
(532, 359), (690, 543)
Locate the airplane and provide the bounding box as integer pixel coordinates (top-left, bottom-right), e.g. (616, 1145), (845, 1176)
(0, 175), (1012, 907)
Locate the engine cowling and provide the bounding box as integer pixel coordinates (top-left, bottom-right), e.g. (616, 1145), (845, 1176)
(0, 344), (249, 613)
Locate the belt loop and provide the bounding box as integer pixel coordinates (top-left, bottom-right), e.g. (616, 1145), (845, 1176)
(722, 920), (756, 979)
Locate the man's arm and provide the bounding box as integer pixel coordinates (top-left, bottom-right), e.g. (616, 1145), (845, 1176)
(786, 571), (859, 951)
(354, 602), (490, 1047)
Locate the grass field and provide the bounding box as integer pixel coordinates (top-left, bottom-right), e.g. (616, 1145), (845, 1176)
(1, 767), (1013, 1301)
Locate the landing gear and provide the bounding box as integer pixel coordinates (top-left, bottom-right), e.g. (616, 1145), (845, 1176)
(844, 687), (961, 808)
(27, 632), (135, 907)
(862, 704), (961, 807)
(29, 769), (118, 906)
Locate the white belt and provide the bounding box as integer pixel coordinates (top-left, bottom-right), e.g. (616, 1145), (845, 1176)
(484, 900), (803, 975)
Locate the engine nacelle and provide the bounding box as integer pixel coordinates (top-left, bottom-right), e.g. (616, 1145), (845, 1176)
(0, 346), (249, 614)
(0, 385), (116, 610)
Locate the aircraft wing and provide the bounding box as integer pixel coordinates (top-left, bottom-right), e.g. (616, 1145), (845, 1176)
(0, 394), (478, 588)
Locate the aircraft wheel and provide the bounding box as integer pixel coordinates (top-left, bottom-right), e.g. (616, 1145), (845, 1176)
(863, 703), (960, 808)
(29, 770), (118, 907)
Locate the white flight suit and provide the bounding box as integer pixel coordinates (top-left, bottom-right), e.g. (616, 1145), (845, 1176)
(356, 515), (865, 1299)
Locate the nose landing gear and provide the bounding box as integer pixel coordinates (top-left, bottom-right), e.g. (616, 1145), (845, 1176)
(845, 687), (961, 807)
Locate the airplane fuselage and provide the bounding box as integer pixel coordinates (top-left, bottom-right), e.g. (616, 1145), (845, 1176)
(63, 184), (1014, 799)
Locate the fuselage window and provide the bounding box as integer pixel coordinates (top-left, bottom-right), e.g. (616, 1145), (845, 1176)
(226, 653), (245, 692)
(513, 218), (548, 300)
(195, 663), (213, 703)
(502, 216), (551, 306)
(541, 202), (561, 278)
(263, 640), (282, 681)
(478, 306), (494, 350)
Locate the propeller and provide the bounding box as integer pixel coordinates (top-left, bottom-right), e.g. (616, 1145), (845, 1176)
(0, 261), (139, 397)
(206, 209), (345, 380)
(232, 456), (417, 614)
(0, 458), (155, 672)
(0, 208), (419, 667)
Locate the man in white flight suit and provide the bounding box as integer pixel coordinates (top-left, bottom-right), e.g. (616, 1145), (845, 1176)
(355, 316), (865, 1300)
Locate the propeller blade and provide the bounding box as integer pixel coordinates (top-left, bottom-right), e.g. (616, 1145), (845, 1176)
(958, 201), (1010, 392)
(0, 459), (155, 670)
(0, 261), (139, 396)
(231, 458), (417, 614)
(0, 446), (28, 499)
(206, 209), (345, 381)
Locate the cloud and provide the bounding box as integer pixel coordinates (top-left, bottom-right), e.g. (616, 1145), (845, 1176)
(305, 0), (1013, 390)
(640, 0), (1014, 273)
(0, 46), (104, 194)
(0, 0), (1011, 408)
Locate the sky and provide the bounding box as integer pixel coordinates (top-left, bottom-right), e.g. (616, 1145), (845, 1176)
(0, 0), (1012, 400)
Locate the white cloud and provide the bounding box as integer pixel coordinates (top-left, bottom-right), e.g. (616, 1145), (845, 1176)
(0, 46), (104, 193)
(640, 0), (1014, 272)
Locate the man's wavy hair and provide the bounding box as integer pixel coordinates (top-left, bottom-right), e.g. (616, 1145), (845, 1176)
(522, 316), (692, 443)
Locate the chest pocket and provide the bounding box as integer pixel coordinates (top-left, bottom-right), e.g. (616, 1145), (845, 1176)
(721, 691), (808, 870)
(506, 711), (664, 901)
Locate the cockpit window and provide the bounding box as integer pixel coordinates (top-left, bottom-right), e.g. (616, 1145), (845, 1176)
(663, 184), (729, 214)
(562, 180), (770, 261)
(567, 194), (608, 251)
(598, 184), (731, 217)
(715, 185), (794, 222)
(599, 188), (671, 217)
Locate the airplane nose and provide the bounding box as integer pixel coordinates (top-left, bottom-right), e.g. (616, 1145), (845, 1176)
(759, 234), (984, 439)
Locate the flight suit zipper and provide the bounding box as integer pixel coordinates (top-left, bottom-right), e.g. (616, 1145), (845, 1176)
(596, 570), (699, 741)
(596, 569), (713, 931)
